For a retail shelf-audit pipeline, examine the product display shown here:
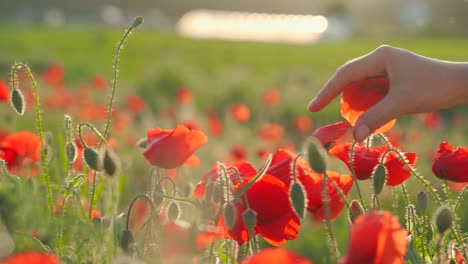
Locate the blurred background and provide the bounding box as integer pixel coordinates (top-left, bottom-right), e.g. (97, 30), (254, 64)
(2, 0), (468, 40)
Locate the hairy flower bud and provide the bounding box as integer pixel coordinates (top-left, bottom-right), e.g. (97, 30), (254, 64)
(434, 205), (453, 234)
(373, 164), (387, 195)
(289, 182), (306, 219)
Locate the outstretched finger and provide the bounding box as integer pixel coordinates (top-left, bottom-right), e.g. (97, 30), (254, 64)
(308, 45), (391, 112)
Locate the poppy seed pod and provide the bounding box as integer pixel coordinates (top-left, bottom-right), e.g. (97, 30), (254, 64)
(416, 192), (428, 215)
(223, 202), (236, 231)
(10, 88), (25, 116)
(306, 139), (326, 174)
(434, 205), (453, 234)
(289, 182), (306, 219)
(65, 142), (78, 164)
(348, 200), (364, 223)
(102, 147), (121, 177)
(166, 201), (181, 223)
(242, 208), (257, 232)
(83, 147), (102, 171)
(120, 230), (135, 253)
(372, 164), (387, 195)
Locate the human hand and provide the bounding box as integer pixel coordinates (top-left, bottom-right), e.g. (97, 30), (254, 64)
(308, 45), (468, 141)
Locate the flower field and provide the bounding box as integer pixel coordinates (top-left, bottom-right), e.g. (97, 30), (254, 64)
(0, 18), (467, 264)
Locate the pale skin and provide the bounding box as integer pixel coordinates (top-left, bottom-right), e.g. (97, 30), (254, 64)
(308, 45), (468, 141)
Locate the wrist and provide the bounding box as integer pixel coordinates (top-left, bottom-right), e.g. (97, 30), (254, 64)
(447, 62), (468, 106)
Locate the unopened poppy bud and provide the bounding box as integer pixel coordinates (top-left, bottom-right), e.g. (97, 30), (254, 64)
(166, 201), (181, 223)
(102, 147), (121, 177)
(136, 137), (147, 148)
(306, 139), (326, 173)
(223, 202), (236, 230)
(212, 184), (222, 203)
(289, 182), (306, 219)
(132, 16), (144, 28)
(83, 147), (102, 171)
(242, 208), (257, 231)
(373, 164), (387, 195)
(416, 192), (428, 215)
(10, 88), (25, 115)
(120, 230), (135, 253)
(65, 142), (78, 164)
(434, 205), (453, 234)
(348, 200), (364, 223)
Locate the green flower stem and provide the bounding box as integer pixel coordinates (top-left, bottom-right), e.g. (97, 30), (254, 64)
(324, 173), (351, 210)
(11, 63), (53, 216)
(421, 213), (427, 262)
(77, 122), (109, 149)
(349, 141), (367, 212)
(125, 194), (155, 230)
(455, 186), (468, 210)
(323, 171), (340, 260)
(89, 17), (142, 220)
(378, 135), (442, 205)
(153, 191), (197, 205)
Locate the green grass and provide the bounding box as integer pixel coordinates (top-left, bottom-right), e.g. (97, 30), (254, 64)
(1, 24), (467, 122)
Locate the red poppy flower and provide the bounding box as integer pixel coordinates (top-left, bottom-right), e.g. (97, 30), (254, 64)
(330, 143), (417, 186)
(1, 251), (60, 264)
(0, 131), (41, 177)
(257, 123), (285, 142)
(432, 142), (468, 182)
(204, 110), (223, 137)
(230, 144), (248, 163)
(230, 103), (250, 123)
(263, 88), (281, 107)
(125, 95), (146, 113)
(194, 162), (257, 198)
(305, 170), (354, 221)
(293, 115), (313, 133)
(225, 174), (300, 246)
(341, 77), (395, 134)
(0, 80), (8, 102)
(183, 154), (200, 167)
(312, 121), (352, 149)
(195, 225), (223, 251)
(144, 125), (208, 169)
(43, 63), (64, 87)
(91, 75), (107, 90)
(176, 87), (193, 105)
(417, 112), (442, 131)
(181, 119), (200, 131)
(339, 210), (408, 264)
(455, 251), (466, 264)
(240, 248), (313, 264)
(449, 181), (468, 192)
(266, 149), (353, 221)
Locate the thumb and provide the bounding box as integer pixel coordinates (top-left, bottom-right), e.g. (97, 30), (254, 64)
(353, 94), (400, 141)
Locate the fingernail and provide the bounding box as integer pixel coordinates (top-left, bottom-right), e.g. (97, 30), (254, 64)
(307, 97), (317, 110)
(354, 125), (370, 142)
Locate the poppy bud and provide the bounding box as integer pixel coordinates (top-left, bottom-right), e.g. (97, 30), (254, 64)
(372, 164), (387, 195)
(166, 201), (181, 223)
(83, 147), (102, 171)
(132, 16), (144, 28)
(348, 200), (364, 223)
(136, 137), (147, 148)
(212, 184), (223, 203)
(289, 182), (306, 219)
(416, 192), (428, 215)
(120, 230), (135, 253)
(434, 205), (453, 234)
(223, 202), (236, 231)
(10, 88), (25, 115)
(65, 141), (78, 164)
(102, 147), (121, 177)
(242, 208), (257, 232)
(306, 139), (326, 174)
